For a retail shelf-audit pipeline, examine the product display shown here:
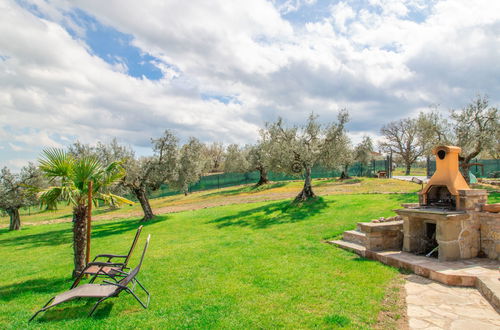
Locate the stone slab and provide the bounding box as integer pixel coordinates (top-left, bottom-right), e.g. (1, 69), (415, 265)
(357, 220), (403, 233)
(327, 241), (500, 311)
(342, 230), (367, 246)
(405, 274), (500, 329)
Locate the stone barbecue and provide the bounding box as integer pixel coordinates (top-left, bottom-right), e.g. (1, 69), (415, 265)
(396, 145), (493, 261)
(334, 145), (499, 262)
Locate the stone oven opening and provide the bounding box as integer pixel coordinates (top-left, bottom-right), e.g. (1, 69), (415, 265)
(426, 185), (456, 209)
(424, 222), (438, 258)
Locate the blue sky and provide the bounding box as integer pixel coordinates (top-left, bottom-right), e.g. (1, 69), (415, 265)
(1, 0), (499, 169)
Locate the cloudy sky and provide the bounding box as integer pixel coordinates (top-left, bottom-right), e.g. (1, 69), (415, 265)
(1, 0), (499, 169)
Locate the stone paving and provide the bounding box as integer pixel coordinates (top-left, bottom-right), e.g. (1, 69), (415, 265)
(405, 274), (500, 329)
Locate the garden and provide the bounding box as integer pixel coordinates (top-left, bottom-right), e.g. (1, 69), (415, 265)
(0, 179), (424, 329)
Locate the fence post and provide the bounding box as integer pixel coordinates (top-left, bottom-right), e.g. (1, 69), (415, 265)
(426, 156), (430, 178)
(389, 151), (393, 178)
(217, 175), (220, 189)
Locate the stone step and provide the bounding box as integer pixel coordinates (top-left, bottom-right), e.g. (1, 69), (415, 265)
(342, 230), (367, 246)
(326, 240), (366, 257)
(328, 240), (500, 311)
(357, 220), (403, 233)
(477, 276), (500, 313)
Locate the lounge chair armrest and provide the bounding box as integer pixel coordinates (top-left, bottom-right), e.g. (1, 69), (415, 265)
(92, 254), (128, 262)
(86, 261), (126, 268)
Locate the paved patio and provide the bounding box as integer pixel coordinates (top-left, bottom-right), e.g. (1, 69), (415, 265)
(406, 274), (500, 329)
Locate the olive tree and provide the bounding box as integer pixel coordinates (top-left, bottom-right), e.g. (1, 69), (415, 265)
(451, 95), (499, 168)
(203, 142), (225, 173)
(171, 137), (206, 195)
(245, 143), (271, 186)
(0, 164), (43, 230)
(224, 144), (249, 173)
(265, 110), (351, 201)
(354, 136), (374, 166)
(121, 130), (178, 221)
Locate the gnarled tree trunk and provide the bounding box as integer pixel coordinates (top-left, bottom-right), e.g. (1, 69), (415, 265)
(7, 207), (21, 231)
(256, 166), (269, 186)
(340, 165), (350, 180)
(405, 163), (411, 175)
(295, 166), (316, 202)
(134, 187), (154, 221)
(72, 204), (87, 278)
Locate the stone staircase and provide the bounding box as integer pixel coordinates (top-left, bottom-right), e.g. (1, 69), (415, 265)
(328, 220), (500, 313)
(331, 220), (404, 254)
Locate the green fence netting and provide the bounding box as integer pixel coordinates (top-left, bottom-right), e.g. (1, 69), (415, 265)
(427, 159), (500, 178)
(147, 160), (391, 200)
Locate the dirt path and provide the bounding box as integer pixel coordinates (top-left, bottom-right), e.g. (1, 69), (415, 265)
(2, 190), (297, 228)
(1, 180), (415, 229)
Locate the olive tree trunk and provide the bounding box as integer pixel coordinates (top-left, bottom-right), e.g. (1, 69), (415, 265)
(256, 166), (269, 186)
(134, 187), (154, 221)
(72, 204), (88, 278)
(405, 163), (411, 175)
(7, 207), (21, 231)
(295, 166), (316, 202)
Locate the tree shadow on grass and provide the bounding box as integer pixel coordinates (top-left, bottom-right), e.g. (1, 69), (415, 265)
(35, 300), (114, 323)
(385, 193), (419, 204)
(0, 214), (170, 249)
(200, 182), (287, 199)
(208, 197), (330, 229)
(0, 277), (70, 302)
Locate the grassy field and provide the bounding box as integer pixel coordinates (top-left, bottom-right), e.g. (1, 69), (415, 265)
(1, 178), (420, 227)
(0, 191), (417, 329)
(1, 178), (497, 329)
(391, 167), (427, 176)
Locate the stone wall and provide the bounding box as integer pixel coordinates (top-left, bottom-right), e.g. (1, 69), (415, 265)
(357, 221), (403, 251)
(457, 189), (488, 211)
(479, 212), (500, 260)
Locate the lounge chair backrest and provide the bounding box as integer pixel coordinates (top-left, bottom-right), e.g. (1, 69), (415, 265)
(124, 225), (143, 267)
(119, 235), (150, 288)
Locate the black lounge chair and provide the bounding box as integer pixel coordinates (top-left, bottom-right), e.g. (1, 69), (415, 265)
(70, 225), (143, 288)
(29, 235), (151, 322)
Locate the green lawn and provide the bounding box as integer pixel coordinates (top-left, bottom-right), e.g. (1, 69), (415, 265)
(0, 193), (417, 329)
(392, 167), (427, 176)
(1, 178), (420, 227)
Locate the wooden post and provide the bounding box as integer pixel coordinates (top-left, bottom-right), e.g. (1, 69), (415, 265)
(86, 180), (93, 265)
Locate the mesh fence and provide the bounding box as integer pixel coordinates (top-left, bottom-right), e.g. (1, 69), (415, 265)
(427, 159), (500, 178)
(147, 157), (500, 200)
(148, 160), (390, 199)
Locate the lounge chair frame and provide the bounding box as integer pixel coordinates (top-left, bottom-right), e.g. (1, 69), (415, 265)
(70, 225), (143, 289)
(29, 235), (151, 322)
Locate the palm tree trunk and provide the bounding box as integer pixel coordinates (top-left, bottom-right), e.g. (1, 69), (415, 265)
(134, 188), (154, 221)
(72, 204), (87, 278)
(256, 166), (269, 186)
(295, 166), (316, 202)
(7, 207), (21, 231)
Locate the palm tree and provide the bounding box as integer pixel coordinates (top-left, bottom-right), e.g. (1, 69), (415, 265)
(38, 148), (133, 277)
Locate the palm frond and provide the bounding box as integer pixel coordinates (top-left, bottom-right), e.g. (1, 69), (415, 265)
(72, 156), (103, 191)
(39, 148), (74, 179)
(38, 186), (63, 210)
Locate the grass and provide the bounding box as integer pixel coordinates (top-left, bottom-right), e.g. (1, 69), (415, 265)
(0, 193), (417, 329)
(392, 167), (427, 176)
(1, 177), (420, 227)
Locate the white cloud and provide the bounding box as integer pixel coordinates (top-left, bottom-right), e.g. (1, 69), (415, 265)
(0, 0), (499, 169)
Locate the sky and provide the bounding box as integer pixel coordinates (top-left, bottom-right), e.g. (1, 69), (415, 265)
(1, 0), (499, 170)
